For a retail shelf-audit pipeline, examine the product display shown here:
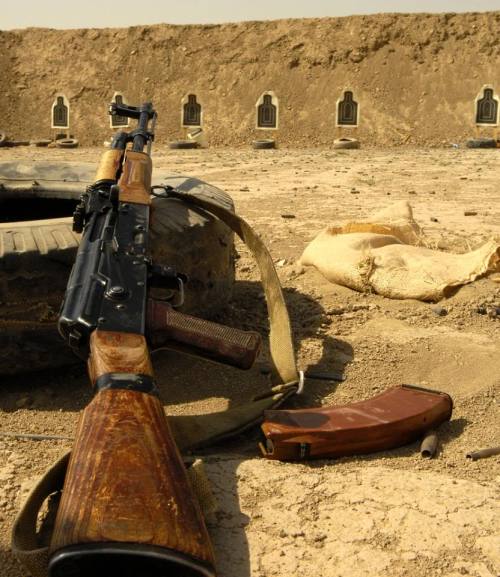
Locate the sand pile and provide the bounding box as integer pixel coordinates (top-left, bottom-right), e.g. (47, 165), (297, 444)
(1, 11), (499, 146)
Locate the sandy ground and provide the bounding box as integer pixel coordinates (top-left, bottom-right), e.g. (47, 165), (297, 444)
(0, 146), (499, 577)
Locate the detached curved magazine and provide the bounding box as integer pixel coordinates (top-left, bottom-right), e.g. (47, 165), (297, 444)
(260, 385), (453, 460)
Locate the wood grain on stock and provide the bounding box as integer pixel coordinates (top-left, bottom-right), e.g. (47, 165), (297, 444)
(87, 330), (153, 382)
(49, 387), (215, 567)
(117, 150), (152, 205)
(51, 329), (215, 567)
(94, 148), (124, 182)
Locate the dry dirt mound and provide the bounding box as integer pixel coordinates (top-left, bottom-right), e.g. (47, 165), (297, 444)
(1, 12), (500, 147)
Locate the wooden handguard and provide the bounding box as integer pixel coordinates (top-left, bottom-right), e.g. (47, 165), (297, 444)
(94, 148), (124, 182)
(260, 385), (453, 461)
(147, 299), (261, 370)
(117, 150), (152, 205)
(49, 331), (216, 577)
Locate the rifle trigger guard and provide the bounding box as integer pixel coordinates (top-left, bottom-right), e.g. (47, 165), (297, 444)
(173, 276), (185, 308)
(296, 370), (305, 395)
(148, 264), (187, 308)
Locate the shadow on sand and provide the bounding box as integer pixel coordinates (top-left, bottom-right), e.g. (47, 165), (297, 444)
(0, 279), (353, 577)
(0, 280), (352, 415)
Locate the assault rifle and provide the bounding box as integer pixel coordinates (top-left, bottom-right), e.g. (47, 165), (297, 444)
(48, 102), (261, 577)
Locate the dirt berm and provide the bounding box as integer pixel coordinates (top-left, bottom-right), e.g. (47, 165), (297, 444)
(1, 11), (499, 147)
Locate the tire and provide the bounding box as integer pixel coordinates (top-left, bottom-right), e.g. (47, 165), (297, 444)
(30, 139), (52, 147)
(0, 161), (235, 375)
(169, 140), (199, 149)
(466, 138), (497, 149)
(55, 138), (79, 149)
(333, 138), (360, 150)
(150, 175), (235, 317)
(2, 140), (30, 147)
(252, 139), (276, 150)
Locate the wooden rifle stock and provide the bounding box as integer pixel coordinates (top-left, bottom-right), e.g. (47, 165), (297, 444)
(117, 150), (153, 205)
(49, 331), (216, 577)
(50, 119), (217, 577)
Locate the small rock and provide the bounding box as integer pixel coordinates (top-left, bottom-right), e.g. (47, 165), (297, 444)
(280, 213), (296, 219)
(351, 303), (370, 311)
(487, 307), (499, 318)
(326, 306), (346, 315)
(342, 312), (356, 320)
(288, 263), (305, 277)
(239, 186), (250, 192)
(464, 211), (477, 216)
(431, 305), (448, 317)
(430, 217), (439, 222)
(350, 50), (364, 63)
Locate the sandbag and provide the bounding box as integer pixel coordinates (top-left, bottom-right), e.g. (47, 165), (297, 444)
(300, 201), (500, 301)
